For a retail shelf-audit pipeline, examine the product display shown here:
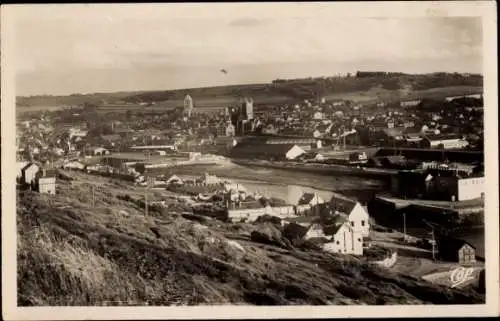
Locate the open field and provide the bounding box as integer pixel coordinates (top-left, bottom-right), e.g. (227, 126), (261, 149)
(323, 86), (482, 104)
(17, 170), (484, 306)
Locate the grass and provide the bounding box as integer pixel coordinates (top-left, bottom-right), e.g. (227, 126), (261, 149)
(17, 172), (486, 306)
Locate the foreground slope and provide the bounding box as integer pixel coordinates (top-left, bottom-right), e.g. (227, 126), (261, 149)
(17, 173), (485, 306)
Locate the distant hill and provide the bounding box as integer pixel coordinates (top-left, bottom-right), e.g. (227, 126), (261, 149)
(17, 72), (483, 109)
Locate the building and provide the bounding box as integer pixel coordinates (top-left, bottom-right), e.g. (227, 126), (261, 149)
(455, 175), (485, 201)
(62, 160), (85, 171)
(424, 134), (469, 149)
(322, 218), (364, 255)
(348, 151), (368, 164)
(329, 195), (370, 237)
(296, 192), (325, 214)
(437, 237), (476, 264)
(225, 122), (236, 137)
(184, 94), (194, 117)
(36, 169), (57, 195)
(400, 99), (421, 107)
(17, 161), (30, 182)
(21, 163), (40, 186)
(283, 215), (364, 255)
(230, 143), (306, 161)
(241, 97), (254, 120)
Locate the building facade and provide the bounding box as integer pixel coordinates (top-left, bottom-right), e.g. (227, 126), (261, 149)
(457, 176), (485, 201)
(184, 94), (194, 117)
(323, 223), (364, 255)
(38, 176), (56, 195)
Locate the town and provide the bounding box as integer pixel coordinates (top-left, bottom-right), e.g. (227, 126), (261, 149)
(16, 72), (486, 306)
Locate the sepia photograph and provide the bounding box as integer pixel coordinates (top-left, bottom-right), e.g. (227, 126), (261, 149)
(1, 2), (498, 320)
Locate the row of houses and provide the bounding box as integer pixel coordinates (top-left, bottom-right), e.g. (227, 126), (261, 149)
(17, 162), (57, 195)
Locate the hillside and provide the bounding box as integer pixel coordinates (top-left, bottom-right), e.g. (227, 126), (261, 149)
(17, 171), (485, 306)
(16, 72), (483, 109)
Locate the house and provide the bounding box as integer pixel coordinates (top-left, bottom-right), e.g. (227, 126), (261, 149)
(296, 192), (325, 214)
(36, 169), (57, 195)
(62, 160), (85, 171)
(21, 163), (40, 186)
(423, 134), (469, 149)
(437, 237), (476, 264)
(322, 217), (364, 255)
(17, 161), (30, 182)
(89, 147), (110, 156)
(283, 215), (364, 255)
(400, 99), (421, 107)
(329, 195), (370, 237)
(348, 151), (368, 164)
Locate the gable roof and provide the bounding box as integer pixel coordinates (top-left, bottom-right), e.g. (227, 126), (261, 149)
(297, 192), (317, 205)
(21, 162), (39, 172)
(322, 215), (350, 236)
(329, 195), (357, 215)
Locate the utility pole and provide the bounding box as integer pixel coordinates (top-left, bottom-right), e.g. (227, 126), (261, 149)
(145, 178), (148, 217)
(92, 185), (96, 207)
(403, 212), (407, 243)
(431, 227), (436, 261)
(144, 150), (151, 217)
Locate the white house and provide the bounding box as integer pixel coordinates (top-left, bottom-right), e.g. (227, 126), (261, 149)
(62, 160), (85, 171)
(456, 176), (485, 201)
(425, 135), (469, 149)
(21, 163), (40, 186)
(37, 175), (56, 195)
(322, 221), (364, 255)
(329, 195), (370, 237)
(292, 215), (364, 255)
(17, 161), (29, 180)
(400, 100), (421, 107)
(313, 112), (325, 120)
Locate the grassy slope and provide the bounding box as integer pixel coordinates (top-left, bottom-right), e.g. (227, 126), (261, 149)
(17, 172), (485, 306)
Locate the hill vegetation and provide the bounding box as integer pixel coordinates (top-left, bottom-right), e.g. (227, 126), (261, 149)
(17, 72), (482, 109)
(17, 172), (485, 306)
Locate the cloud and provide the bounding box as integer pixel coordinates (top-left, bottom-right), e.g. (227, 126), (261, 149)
(12, 9), (483, 95)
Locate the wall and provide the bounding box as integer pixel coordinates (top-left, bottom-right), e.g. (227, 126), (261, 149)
(38, 177), (56, 195)
(323, 226), (363, 255)
(430, 139), (469, 149)
(349, 203), (370, 237)
(458, 177), (485, 201)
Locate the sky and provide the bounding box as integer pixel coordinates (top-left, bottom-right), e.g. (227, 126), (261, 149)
(11, 4), (483, 96)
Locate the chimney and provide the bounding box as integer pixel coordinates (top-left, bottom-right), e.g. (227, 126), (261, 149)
(42, 169), (46, 177)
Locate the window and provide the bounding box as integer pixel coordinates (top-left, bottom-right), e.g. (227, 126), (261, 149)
(361, 220), (365, 227)
(351, 221), (354, 227)
(336, 241), (340, 245)
(358, 238), (362, 242)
